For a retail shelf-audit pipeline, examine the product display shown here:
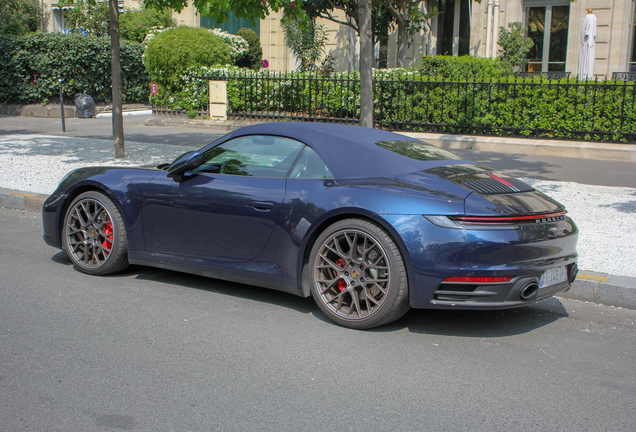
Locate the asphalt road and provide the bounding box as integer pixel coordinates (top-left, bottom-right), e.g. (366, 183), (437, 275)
(1, 206), (635, 431)
(1, 115), (635, 188)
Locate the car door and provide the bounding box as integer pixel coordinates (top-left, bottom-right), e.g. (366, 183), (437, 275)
(141, 135), (305, 262)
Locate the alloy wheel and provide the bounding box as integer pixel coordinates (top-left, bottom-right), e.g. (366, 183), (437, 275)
(313, 228), (391, 320)
(65, 198), (114, 269)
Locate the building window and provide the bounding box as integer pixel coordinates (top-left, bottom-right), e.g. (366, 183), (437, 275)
(525, 1), (570, 71)
(200, 11), (259, 35)
(436, 0), (471, 56)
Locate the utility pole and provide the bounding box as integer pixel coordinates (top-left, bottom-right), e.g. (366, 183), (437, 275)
(109, 0), (125, 158)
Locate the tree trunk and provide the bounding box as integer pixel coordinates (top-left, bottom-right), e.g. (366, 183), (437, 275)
(109, 0), (125, 158)
(359, 0), (373, 128)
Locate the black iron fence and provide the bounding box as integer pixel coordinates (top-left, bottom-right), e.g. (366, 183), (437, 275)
(153, 72), (636, 143)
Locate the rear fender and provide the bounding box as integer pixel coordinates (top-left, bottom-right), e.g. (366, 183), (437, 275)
(297, 207), (417, 299)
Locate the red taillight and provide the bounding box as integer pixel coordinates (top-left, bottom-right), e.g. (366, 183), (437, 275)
(452, 211), (567, 224)
(443, 276), (514, 283)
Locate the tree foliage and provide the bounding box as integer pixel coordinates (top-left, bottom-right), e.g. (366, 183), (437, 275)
(0, 0), (43, 36)
(65, 0), (110, 36)
(65, 2), (175, 42)
(119, 6), (175, 43)
(145, 0), (301, 24)
(498, 22), (534, 71)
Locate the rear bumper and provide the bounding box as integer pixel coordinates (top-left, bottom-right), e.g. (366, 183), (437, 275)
(428, 262), (578, 309)
(384, 214), (579, 309)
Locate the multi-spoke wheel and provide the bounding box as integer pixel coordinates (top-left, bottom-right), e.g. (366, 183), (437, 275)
(62, 191), (129, 275)
(310, 219), (409, 329)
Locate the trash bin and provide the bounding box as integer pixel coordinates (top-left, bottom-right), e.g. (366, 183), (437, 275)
(74, 94), (96, 118)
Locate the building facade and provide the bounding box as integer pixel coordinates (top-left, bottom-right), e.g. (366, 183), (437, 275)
(40, 1), (199, 33)
(39, 1), (636, 77)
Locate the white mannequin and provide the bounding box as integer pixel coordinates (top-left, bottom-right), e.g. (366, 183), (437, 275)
(579, 8), (597, 79)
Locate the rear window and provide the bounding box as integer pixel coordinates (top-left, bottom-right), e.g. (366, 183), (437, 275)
(375, 140), (462, 161)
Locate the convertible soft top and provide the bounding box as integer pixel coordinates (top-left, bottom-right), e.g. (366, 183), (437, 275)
(227, 122), (471, 180)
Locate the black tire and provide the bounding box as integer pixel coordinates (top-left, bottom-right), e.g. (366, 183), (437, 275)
(62, 191), (129, 275)
(309, 218), (410, 329)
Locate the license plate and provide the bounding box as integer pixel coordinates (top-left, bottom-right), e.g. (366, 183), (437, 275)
(539, 266), (568, 288)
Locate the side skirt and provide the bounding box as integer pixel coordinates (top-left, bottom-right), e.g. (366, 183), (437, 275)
(128, 251), (304, 297)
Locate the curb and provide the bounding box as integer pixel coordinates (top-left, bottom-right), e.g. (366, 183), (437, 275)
(143, 116), (636, 163)
(0, 188), (49, 212)
(402, 132), (636, 163)
(2, 187), (635, 312)
(145, 116), (255, 131)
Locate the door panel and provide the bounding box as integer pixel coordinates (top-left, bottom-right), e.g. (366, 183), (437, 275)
(142, 173), (286, 262)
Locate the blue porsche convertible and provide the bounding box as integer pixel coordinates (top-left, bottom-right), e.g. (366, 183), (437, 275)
(42, 122), (578, 329)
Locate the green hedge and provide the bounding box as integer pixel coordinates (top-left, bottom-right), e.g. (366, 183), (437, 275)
(153, 67), (636, 142)
(418, 55), (514, 79)
(0, 33), (150, 103)
(144, 27), (232, 87)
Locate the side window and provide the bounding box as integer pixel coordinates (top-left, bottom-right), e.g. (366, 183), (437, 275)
(288, 147), (333, 179)
(193, 135), (304, 178)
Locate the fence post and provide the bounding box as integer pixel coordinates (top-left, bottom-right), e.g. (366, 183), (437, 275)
(208, 80), (227, 120)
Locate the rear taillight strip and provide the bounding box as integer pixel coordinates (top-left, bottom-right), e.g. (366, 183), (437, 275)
(451, 211), (567, 224)
(443, 276), (514, 283)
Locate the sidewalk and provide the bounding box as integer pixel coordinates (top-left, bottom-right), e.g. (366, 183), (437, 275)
(146, 116), (636, 163)
(2, 182), (635, 311)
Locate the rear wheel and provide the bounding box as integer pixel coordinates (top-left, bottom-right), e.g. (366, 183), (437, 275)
(62, 191), (129, 275)
(310, 219), (409, 329)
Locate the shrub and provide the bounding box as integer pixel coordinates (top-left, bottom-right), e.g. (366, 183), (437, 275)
(144, 26), (231, 85)
(419, 55), (513, 78)
(120, 6), (175, 43)
(236, 27), (262, 69)
(0, 33), (150, 103)
(498, 22), (534, 71)
(283, 15), (328, 71)
(0, 0), (43, 36)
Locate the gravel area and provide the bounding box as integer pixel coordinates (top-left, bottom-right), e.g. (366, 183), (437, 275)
(0, 134), (194, 194)
(1, 134), (635, 278)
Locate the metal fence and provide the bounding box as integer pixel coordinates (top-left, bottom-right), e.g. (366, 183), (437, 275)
(153, 72), (636, 143)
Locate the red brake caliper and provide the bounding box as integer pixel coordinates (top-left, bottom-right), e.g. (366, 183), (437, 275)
(336, 259), (347, 292)
(102, 217), (113, 252)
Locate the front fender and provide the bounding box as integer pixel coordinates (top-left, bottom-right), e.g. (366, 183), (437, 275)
(42, 167), (161, 251)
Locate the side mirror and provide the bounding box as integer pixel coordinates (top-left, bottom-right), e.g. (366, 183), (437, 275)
(168, 151), (204, 181)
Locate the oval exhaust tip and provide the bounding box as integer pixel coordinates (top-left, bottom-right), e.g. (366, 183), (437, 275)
(519, 282), (539, 300)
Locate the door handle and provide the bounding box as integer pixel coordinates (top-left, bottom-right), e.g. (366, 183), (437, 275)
(248, 201), (275, 211)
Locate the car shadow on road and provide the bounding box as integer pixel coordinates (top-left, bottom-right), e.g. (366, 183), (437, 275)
(387, 299), (569, 337)
(54, 251), (570, 337)
(127, 263), (570, 337)
(123, 264), (320, 315)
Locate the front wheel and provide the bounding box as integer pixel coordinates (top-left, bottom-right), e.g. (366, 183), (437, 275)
(62, 191), (129, 275)
(309, 219), (410, 329)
